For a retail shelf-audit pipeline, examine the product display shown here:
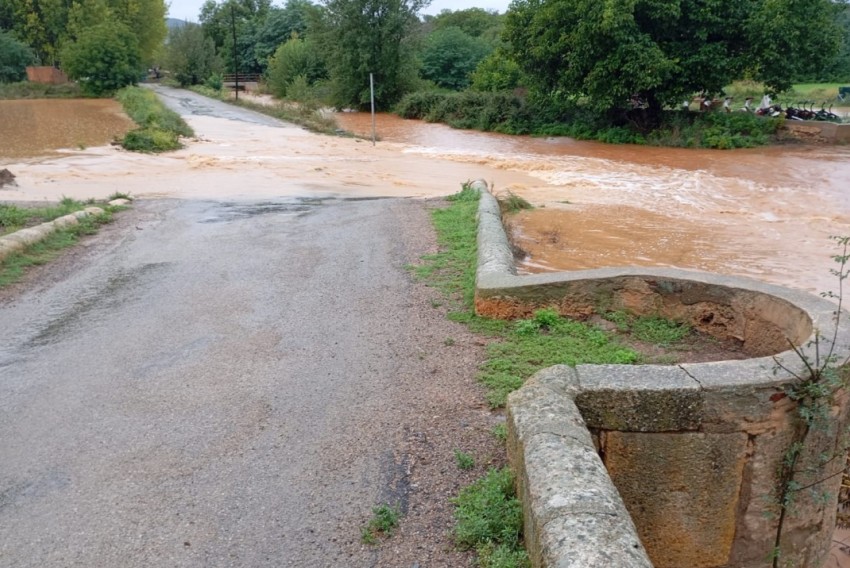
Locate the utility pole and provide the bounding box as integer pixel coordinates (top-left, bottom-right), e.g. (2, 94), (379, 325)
(230, 4), (239, 100)
(370, 73), (376, 146)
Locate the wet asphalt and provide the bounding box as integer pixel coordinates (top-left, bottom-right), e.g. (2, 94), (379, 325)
(0, 196), (437, 567)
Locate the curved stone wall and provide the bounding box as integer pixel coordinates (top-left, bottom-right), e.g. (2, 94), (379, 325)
(471, 181), (850, 568)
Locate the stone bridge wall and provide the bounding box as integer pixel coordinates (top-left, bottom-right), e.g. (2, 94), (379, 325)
(470, 181), (850, 568)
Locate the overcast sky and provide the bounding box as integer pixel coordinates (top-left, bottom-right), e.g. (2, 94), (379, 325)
(167, 0), (512, 22)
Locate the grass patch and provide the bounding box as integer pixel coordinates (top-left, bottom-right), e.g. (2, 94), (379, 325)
(453, 467), (529, 568)
(361, 504), (400, 544)
(116, 86), (194, 153)
(0, 197), (93, 235)
(455, 450), (476, 470)
(603, 311), (691, 346)
(0, 81), (83, 99)
(0, 207), (115, 287)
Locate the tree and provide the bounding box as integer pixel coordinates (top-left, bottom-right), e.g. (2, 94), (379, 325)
(200, 0), (273, 73)
(428, 7), (504, 47)
(470, 49), (524, 92)
(420, 26), (490, 90)
(266, 33), (325, 97)
(316, 0), (429, 109)
(164, 22), (222, 86)
(0, 30), (35, 82)
(504, 0), (845, 121)
(253, 0), (320, 67)
(108, 0), (168, 66)
(61, 20), (142, 95)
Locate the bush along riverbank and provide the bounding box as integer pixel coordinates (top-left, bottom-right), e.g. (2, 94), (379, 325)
(116, 86), (194, 152)
(395, 91), (782, 149)
(0, 81), (83, 99)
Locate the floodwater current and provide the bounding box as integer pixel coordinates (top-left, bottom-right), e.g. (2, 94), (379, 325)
(337, 112), (850, 296)
(1, 92), (848, 296)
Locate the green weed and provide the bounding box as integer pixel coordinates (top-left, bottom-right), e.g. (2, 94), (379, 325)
(498, 192), (533, 214)
(455, 450), (476, 470)
(603, 311), (691, 346)
(453, 468), (529, 567)
(0, 210), (113, 287)
(491, 423), (507, 442)
(361, 504), (400, 544)
(107, 192), (133, 201)
(116, 86), (194, 153)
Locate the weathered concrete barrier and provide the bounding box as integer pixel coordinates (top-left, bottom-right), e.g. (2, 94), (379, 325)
(471, 181), (850, 568)
(0, 200), (128, 263)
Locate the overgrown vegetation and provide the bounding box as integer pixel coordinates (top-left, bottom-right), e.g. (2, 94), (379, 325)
(0, 81), (82, 99)
(395, 91), (783, 149)
(452, 467), (529, 568)
(116, 86), (194, 152)
(361, 504), (400, 545)
(0, 202), (118, 287)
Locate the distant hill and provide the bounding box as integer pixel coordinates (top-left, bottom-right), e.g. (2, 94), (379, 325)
(166, 18), (188, 30)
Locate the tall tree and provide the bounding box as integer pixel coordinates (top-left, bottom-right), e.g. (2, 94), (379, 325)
(61, 19), (142, 94)
(253, 0), (320, 67)
(420, 26), (490, 90)
(108, 0), (168, 66)
(0, 29), (36, 82)
(316, 0), (429, 109)
(504, 0), (845, 120)
(164, 22), (222, 86)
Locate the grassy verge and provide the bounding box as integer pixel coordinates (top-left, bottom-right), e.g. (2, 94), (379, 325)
(0, 202), (120, 287)
(453, 467), (529, 568)
(1, 197), (97, 235)
(116, 86), (194, 152)
(0, 81), (83, 99)
(411, 184), (645, 567)
(414, 183), (639, 406)
(185, 85), (341, 135)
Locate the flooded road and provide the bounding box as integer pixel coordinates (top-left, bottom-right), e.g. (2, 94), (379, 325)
(1, 88), (848, 294)
(337, 112), (850, 295)
(0, 99), (133, 160)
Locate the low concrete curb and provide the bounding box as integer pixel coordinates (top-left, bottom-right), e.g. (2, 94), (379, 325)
(472, 181), (850, 568)
(0, 199), (130, 263)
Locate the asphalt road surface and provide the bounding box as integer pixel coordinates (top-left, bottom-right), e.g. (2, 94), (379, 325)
(0, 95), (497, 567)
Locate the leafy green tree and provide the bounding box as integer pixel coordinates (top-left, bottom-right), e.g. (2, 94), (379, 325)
(316, 0), (429, 109)
(61, 20), (142, 95)
(420, 26), (490, 90)
(266, 33), (325, 97)
(0, 30), (35, 82)
(6, 0), (68, 63)
(504, 0), (845, 121)
(164, 22), (222, 86)
(470, 49), (523, 92)
(429, 7), (501, 38)
(200, 0), (272, 73)
(253, 0), (320, 67)
(108, 0), (167, 66)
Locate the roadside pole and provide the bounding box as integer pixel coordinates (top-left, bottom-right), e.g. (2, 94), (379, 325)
(370, 73), (376, 146)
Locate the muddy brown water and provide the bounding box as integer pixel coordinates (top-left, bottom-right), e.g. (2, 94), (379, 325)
(0, 99), (133, 160)
(337, 112), (850, 296)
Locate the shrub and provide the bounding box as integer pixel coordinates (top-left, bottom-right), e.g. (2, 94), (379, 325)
(61, 20), (142, 96)
(0, 30), (35, 83)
